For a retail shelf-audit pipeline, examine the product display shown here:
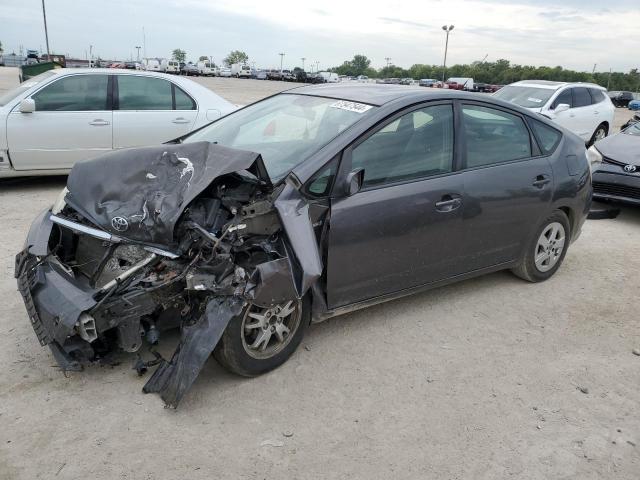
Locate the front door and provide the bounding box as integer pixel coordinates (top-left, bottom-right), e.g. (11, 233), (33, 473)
(6, 74), (112, 170)
(112, 75), (198, 149)
(327, 103), (467, 309)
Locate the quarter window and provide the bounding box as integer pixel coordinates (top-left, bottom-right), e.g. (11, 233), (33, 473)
(573, 88), (592, 108)
(529, 119), (562, 155)
(351, 104), (454, 188)
(117, 76), (173, 110)
(589, 88), (605, 104)
(174, 86), (196, 110)
(32, 75), (108, 111)
(462, 105), (531, 168)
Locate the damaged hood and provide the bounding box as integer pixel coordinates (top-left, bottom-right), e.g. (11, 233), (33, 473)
(65, 142), (271, 245)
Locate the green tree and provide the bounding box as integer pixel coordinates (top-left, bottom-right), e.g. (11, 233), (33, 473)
(223, 50), (249, 67)
(198, 55), (209, 61)
(172, 49), (186, 62)
(0, 41), (3, 54)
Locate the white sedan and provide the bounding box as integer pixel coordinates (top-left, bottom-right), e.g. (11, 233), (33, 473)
(0, 68), (237, 177)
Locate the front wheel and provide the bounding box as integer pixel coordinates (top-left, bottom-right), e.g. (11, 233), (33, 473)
(588, 123), (608, 146)
(214, 297), (309, 377)
(512, 210), (570, 282)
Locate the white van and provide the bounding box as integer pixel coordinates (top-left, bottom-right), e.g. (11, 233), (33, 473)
(197, 61), (216, 76)
(231, 63), (252, 78)
(318, 71), (339, 83)
(142, 58), (168, 73)
(166, 60), (180, 74)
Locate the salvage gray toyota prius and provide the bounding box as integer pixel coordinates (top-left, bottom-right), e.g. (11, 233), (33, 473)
(15, 84), (591, 407)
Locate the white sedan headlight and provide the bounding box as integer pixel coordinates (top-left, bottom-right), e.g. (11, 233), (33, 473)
(51, 187), (69, 214)
(586, 146), (603, 172)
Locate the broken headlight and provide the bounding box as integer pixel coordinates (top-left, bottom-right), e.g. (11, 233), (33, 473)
(52, 187), (69, 215)
(586, 146), (602, 172)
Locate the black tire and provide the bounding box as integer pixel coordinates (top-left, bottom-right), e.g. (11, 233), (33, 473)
(511, 210), (571, 283)
(214, 296), (310, 377)
(588, 123), (608, 147)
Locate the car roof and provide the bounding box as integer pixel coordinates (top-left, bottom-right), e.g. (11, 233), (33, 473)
(509, 80), (606, 91)
(286, 83), (469, 106)
(47, 67), (199, 87)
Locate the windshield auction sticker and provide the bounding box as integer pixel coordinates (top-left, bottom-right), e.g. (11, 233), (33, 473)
(329, 100), (373, 113)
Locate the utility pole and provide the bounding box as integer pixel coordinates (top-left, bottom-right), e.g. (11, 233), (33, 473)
(135, 46), (141, 62)
(385, 57), (391, 68)
(315, 60), (320, 72)
(607, 68), (612, 90)
(279, 52), (285, 73)
(143, 27), (146, 58)
(301, 57), (306, 71)
(592, 63), (597, 74)
(41, 0), (51, 57)
(89, 44), (93, 67)
(441, 25), (454, 83)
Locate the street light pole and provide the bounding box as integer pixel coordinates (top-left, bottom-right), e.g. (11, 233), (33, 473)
(441, 25), (454, 84)
(315, 61), (320, 72)
(135, 46), (141, 62)
(41, 0), (51, 57)
(279, 52), (285, 73)
(385, 57), (391, 68)
(301, 57), (306, 71)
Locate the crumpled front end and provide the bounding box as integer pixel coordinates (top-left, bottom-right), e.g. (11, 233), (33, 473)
(15, 143), (323, 407)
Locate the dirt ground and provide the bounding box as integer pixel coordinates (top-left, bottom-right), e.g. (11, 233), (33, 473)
(1, 67), (639, 479)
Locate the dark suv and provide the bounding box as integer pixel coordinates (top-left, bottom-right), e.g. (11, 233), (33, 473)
(608, 91), (634, 108)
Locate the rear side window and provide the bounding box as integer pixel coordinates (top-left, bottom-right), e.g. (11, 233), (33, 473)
(118, 76), (173, 110)
(174, 86), (196, 110)
(589, 88), (605, 104)
(529, 119), (562, 155)
(462, 105), (532, 168)
(573, 88), (592, 108)
(552, 89), (572, 109)
(32, 75), (108, 111)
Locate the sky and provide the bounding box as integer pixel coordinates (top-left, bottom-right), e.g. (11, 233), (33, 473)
(1, 0), (638, 72)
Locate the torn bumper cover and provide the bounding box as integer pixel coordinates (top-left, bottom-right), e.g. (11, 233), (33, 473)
(15, 142), (322, 407)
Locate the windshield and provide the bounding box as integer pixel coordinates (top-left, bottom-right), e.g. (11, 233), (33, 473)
(183, 94), (374, 180)
(493, 85), (555, 108)
(623, 122), (640, 136)
(0, 71), (57, 106)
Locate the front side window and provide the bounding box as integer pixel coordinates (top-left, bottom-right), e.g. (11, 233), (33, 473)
(118, 76), (173, 110)
(32, 74), (108, 111)
(551, 89), (572, 109)
(351, 104), (454, 188)
(183, 94), (373, 181)
(462, 105), (531, 168)
(573, 88), (592, 108)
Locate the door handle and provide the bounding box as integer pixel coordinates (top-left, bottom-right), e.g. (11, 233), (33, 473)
(435, 194), (462, 212)
(89, 119), (110, 126)
(532, 175), (551, 188)
(172, 117), (190, 124)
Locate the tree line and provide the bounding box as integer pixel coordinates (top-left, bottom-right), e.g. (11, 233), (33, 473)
(331, 55), (640, 92)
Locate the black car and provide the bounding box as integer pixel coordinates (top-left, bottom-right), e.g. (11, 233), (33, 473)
(589, 121), (640, 205)
(608, 91), (634, 108)
(15, 85), (591, 407)
(621, 112), (639, 131)
(180, 63), (199, 76)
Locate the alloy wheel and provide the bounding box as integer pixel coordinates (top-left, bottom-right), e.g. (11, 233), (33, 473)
(534, 222), (566, 273)
(241, 300), (302, 359)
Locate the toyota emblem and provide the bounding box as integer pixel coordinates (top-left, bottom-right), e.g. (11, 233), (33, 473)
(624, 164), (637, 173)
(111, 216), (129, 232)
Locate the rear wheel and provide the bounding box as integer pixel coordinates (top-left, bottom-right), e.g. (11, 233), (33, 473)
(214, 297), (309, 377)
(512, 210), (570, 282)
(588, 123), (608, 146)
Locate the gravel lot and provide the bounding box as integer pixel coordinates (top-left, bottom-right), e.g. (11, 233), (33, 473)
(1, 67), (639, 479)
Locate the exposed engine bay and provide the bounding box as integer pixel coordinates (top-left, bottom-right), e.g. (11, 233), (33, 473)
(15, 142), (324, 408)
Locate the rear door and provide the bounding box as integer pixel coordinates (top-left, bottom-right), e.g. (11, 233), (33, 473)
(570, 87), (597, 140)
(6, 74), (112, 170)
(112, 75), (198, 149)
(458, 103), (553, 269)
(326, 102), (467, 308)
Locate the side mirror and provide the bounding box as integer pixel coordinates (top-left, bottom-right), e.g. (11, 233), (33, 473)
(19, 98), (35, 113)
(554, 103), (570, 113)
(345, 168), (365, 196)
